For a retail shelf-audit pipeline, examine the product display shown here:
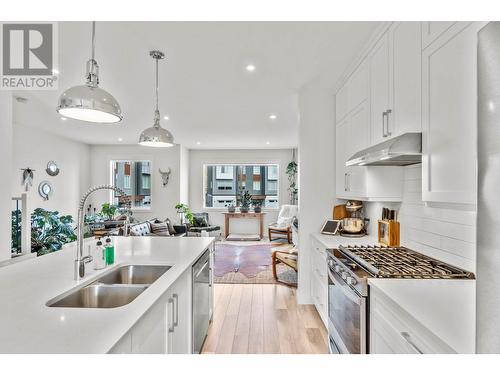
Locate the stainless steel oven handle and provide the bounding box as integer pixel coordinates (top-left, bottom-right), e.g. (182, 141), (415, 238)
(328, 268), (362, 304)
(400, 332), (423, 354)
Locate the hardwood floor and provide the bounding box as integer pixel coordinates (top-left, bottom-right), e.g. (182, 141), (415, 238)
(202, 283), (328, 354)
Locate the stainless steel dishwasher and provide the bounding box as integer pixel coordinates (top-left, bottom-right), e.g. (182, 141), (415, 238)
(192, 249), (210, 354)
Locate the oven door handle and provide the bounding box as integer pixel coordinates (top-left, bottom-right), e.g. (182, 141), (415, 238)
(328, 268), (363, 304)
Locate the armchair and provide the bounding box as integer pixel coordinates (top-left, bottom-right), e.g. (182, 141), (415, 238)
(268, 205), (298, 243)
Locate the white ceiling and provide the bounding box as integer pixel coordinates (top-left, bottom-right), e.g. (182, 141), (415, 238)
(13, 21), (379, 149)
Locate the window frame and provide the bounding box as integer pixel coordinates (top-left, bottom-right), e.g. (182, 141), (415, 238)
(109, 159), (153, 211)
(202, 163), (280, 210)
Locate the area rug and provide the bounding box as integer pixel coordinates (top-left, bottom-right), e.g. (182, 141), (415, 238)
(213, 242), (297, 285)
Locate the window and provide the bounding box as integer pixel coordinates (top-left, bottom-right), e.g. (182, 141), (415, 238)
(111, 160), (152, 210)
(123, 175), (131, 189)
(203, 164), (279, 208)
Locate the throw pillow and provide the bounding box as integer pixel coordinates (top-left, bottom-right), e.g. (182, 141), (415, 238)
(165, 218), (176, 234)
(150, 222), (169, 234)
(193, 216), (208, 227)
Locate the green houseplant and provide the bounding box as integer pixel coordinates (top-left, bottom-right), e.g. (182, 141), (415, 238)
(100, 202), (118, 220)
(30, 208), (76, 256)
(251, 198), (264, 213)
(238, 189), (252, 213)
(175, 203), (194, 225)
(286, 161), (298, 204)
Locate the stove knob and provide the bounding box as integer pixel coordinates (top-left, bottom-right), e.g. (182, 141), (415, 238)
(341, 271), (347, 280)
(335, 265), (341, 273)
(346, 276), (357, 286)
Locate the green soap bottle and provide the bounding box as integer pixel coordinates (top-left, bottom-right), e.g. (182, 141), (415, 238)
(105, 237), (114, 265)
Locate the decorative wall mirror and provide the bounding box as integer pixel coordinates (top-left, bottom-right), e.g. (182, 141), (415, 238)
(38, 181), (53, 201)
(46, 161), (60, 176)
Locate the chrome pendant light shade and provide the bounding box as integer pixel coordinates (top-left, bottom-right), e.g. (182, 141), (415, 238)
(138, 50), (175, 147)
(57, 22), (122, 123)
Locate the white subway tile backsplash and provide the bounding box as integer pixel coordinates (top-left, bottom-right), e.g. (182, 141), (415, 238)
(366, 164), (477, 271)
(399, 165), (476, 271)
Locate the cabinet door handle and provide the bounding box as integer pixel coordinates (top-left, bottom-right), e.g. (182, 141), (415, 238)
(344, 173), (347, 191)
(400, 332), (423, 354)
(382, 111), (388, 137)
(347, 173), (350, 191)
(168, 298), (175, 333)
(386, 109), (392, 137)
(173, 293), (179, 327)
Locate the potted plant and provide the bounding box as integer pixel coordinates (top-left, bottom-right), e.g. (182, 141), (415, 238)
(252, 198), (263, 213)
(286, 160), (298, 205)
(175, 203), (194, 225)
(30, 208), (77, 256)
(238, 189), (252, 213)
(227, 203), (236, 213)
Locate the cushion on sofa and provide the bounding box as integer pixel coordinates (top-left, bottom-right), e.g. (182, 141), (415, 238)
(165, 218), (176, 235)
(129, 222), (152, 236)
(150, 222), (170, 235)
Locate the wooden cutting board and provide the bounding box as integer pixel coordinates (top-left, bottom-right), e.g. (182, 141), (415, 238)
(333, 204), (347, 220)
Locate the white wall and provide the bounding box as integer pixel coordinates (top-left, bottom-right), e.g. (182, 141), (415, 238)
(179, 145), (190, 205)
(89, 144), (182, 223)
(0, 93), (13, 261)
(11, 122), (91, 220)
(188, 149), (294, 233)
(297, 79), (336, 304)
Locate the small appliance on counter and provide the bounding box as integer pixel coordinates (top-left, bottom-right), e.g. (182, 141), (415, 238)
(338, 200), (369, 238)
(377, 207), (400, 246)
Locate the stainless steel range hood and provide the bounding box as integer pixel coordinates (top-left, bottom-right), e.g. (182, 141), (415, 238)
(346, 132), (422, 167)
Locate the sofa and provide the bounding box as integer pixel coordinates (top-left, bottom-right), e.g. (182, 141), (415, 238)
(126, 218), (186, 237)
(187, 213), (221, 237)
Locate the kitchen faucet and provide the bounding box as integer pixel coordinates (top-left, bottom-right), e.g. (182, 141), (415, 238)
(75, 185), (131, 281)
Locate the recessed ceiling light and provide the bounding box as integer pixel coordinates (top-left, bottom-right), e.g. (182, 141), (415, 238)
(269, 114), (277, 120)
(266, 141), (270, 145)
(60, 117), (67, 121)
(196, 141), (201, 145)
(245, 64), (256, 72)
(52, 68), (59, 75)
(118, 137), (123, 142)
(163, 116), (169, 120)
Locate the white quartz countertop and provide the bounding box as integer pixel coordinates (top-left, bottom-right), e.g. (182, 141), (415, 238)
(368, 278), (475, 354)
(311, 232), (380, 248)
(0, 236), (214, 353)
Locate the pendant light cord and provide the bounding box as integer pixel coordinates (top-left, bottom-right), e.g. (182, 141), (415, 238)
(91, 21), (96, 61)
(155, 56), (159, 112)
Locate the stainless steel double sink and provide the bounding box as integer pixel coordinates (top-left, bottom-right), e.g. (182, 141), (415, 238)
(47, 265), (171, 308)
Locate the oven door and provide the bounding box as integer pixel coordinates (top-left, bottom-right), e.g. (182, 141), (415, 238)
(328, 267), (367, 354)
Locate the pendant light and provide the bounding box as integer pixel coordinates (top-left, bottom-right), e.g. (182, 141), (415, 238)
(56, 21), (122, 123)
(138, 50), (174, 147)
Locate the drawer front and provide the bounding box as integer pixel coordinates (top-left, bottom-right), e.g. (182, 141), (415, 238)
(311, 271), (328, 327)
(370, 289), (455, 354)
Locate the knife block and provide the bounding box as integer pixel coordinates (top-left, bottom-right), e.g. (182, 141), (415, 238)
(378, 220), (400, 247)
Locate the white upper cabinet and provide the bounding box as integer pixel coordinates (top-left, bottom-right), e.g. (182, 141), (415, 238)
(390, 22), (422, 136)
(335, 83), (349, 122)
(421, 22), (481, 204)
(348, 60), (370, 111)
(370, 22), (422, 146)
(421, 22), (456, 49)
(369, 33), (391, 145)
(335, 117), (349, 195)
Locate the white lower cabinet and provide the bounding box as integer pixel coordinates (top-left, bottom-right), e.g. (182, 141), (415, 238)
(310, 237), (328, 327)
(108, 268), (192, 354)
(370, 287), (455, 354)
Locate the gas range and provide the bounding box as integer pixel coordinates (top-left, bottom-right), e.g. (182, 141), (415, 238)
(326, 244), (475, 354)
(326, 245), (475, 297)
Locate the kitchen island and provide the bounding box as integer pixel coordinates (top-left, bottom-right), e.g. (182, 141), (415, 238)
(0, 236), (214, 353)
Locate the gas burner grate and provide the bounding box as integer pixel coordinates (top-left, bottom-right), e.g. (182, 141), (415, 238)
(338, 245), (475, 279)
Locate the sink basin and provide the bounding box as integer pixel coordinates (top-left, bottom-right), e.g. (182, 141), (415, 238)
(96, 265), (171, 285)
(47, 284), (148, 308)
(47, 264), (171, 308)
